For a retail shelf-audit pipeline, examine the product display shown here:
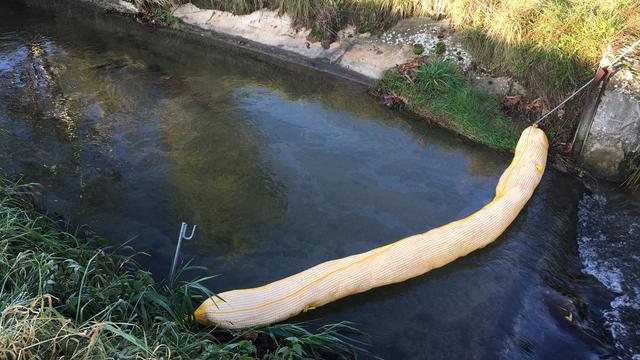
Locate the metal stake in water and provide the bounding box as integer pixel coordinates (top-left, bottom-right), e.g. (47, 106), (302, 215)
(169, 222), (196, 286)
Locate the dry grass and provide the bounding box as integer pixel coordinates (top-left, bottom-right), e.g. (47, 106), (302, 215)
(132, 0), (175, 10)
(450, 0), (639, 99)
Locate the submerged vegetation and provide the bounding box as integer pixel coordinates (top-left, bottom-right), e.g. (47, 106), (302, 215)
(372, 59), (518, 151)
(0, 177), (362, 358)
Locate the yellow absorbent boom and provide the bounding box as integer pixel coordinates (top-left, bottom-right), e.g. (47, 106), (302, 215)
(195, 126), (548, 329)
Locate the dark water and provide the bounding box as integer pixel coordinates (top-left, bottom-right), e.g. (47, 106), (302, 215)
(0, 1), (636, 358)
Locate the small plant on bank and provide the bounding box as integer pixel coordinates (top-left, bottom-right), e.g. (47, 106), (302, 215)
(357, 22), (372, 34)
(434, 41), (446, 55)
(150, 6), (181, 28)
(309, 24), (324, 42)
(415, 60), (462, 94)
(413, 43), (425, 55)
(129, 0), (182, 28)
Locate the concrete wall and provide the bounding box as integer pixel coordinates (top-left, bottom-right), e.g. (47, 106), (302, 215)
(574, 64), (640, 181)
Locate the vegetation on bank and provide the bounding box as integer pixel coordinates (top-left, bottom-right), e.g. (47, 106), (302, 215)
(372, 59), (518, 151)
(0, 177), (362, 358)
(444, 0), (638, 100)
(176, 0), (639, 101)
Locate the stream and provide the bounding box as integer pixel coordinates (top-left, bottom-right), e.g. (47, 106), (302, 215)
(1, 1), (638, 358)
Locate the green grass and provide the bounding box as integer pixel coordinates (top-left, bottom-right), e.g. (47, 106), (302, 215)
(0, 177), (363, 358)
(373, 60), (519, 151)
(149, 6), (182, 28)
(412, 43), (424, 55)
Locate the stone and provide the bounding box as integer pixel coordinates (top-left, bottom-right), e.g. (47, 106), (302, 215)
(338, 43), (414, 79)
(173, 4), (331, 59)
(578, 83), (640, 180)
(380, 17), (473, 71)
(470, 75), (527, 97)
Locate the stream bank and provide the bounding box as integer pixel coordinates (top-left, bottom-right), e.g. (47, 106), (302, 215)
(53, 0), (640, 185)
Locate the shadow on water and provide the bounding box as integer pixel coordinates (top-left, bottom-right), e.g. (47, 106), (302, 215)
(0, 1), (634, 358)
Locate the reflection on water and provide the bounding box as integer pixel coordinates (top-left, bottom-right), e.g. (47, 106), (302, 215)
(161, 84), (288, 260)
(0, 1), (635, 358)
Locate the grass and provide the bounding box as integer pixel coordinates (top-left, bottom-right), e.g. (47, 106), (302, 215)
(412, 43), (424, 55)
(622, 153), (640, 190)
(0, 176), (364, 358)
(372, 59), (519, 151)
(133, 0), (174, 8)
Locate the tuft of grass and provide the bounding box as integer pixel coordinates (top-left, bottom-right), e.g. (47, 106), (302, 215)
(414, 60), (462, 94)
(309, 24), (324, 41)
(374, 60), (519, 151)
(128, 0), (183, 28)
(0, 176), (364, 358)
(622, 153), (640, 191)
